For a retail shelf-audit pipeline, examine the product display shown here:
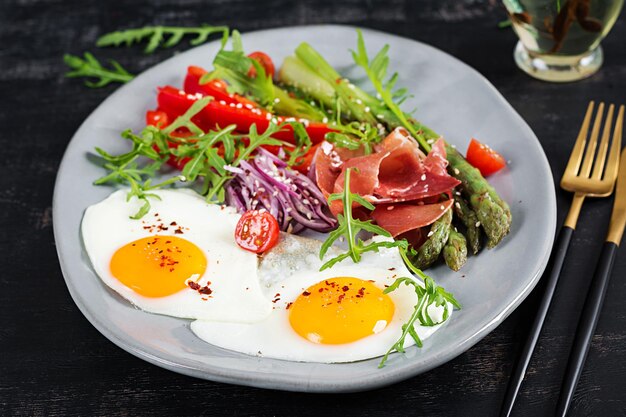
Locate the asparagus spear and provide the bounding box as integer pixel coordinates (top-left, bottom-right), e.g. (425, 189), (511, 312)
(443, 228), (468, 271)
(445, 145), (511, 248)
(294, 43), (379, 126)
(411, 208), (452, 269)
(452, 195), (482, 254)
(272, 86), (327, 121)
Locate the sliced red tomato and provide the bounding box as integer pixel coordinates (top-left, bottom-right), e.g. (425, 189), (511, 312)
(291, 142), (320, 175)
(466, 138), (506, 176)
(184, 66), (266, 112)
(156, 85), (333, 144)
(247, 52), (275, 78)
(235, 210), (280, 253)
(146, 109), (169, 128)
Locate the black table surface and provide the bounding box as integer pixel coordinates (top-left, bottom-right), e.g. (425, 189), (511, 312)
(1, 0), (625, 416)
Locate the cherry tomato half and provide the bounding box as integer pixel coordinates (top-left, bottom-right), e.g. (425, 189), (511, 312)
(247, 51), (275, 78)
(235, 210), (280, 253)
(466, 138), (506, 177)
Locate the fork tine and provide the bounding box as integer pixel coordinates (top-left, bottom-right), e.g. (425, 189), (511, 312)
(565, 101), (595, 176)
(604, 105), (624, 182)
(591, 104), (615, 179)
(579, 102), (605, 178)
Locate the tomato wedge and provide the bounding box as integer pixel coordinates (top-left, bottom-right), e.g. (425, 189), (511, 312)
(184, 66), (266, 112)
(466, 138), (506, 176)
(247, 52), (275, 78)
(146, 109), (169, 128)
(235, 210), (280, 253)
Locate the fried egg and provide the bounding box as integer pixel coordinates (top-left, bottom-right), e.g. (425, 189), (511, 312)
(81, 189), (272, 322)
(190, 234), (451, 363)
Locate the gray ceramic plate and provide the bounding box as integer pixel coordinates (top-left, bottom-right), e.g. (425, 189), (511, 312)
(53, 25), (556, 393)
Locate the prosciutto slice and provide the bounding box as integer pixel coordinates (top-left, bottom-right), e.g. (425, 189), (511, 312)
(312, 128), (460, 233)
(371, 199), (454, 237)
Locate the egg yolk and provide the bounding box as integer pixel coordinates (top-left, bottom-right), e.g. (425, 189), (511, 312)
(110, 235), (207, 297)
(288, 277), (395, 344)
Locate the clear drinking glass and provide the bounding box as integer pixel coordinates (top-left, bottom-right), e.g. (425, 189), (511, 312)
(503, 0), (624, 82)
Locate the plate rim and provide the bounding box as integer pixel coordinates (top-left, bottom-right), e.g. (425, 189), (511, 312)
(53, 23), (556, 393)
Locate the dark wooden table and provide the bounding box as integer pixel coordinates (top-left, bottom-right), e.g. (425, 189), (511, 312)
(1, 0), (624, 416)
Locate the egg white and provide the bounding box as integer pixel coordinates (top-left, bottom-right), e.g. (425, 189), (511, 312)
(81, 188), (272, 323)
(191, 234), (452, 363)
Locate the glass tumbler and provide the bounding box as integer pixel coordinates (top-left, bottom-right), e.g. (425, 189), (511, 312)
(503, 0), (624, 82)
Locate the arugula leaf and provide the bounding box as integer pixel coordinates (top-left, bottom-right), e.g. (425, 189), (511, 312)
(315, 167), (460, 367)
(319, 168), (407, 270)
(351, 30), (433, 152)
(64, 53), (134, 87)
(378, 273), (460, 368)
(93, 137), (182, 218)
(325, 100), (383, 154)
(282, 122), (312, 167)
(97, 25), (229, 54)
(201, 31), (275, 107)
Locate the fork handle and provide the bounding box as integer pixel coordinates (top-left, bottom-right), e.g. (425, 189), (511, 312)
(555, 241), (618, 417)
(499, 226), (575, 417)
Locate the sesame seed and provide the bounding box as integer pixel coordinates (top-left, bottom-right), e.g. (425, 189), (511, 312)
(440, 205), (445, 210)
(420, 174), (426, 181)
(475, 221), (481, 227)
(454, 168), (460, 175)
(427, 231), (434, 237)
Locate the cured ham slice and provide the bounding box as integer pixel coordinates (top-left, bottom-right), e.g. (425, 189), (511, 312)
(312, 128), (460, 232)
(371, 200), (454, 237)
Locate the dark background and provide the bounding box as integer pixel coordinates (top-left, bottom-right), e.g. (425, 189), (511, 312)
(1, 0), (625, 416)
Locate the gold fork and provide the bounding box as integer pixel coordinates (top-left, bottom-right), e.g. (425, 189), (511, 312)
(500, 101), (624, 417)
(562, 102), (624, 226)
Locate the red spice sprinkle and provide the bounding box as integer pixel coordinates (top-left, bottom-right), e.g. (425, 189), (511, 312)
(187, 281), (212, 295)
(170, 221), (177, 226)
(286, 302), (293, 310)
(337, 293), (346, 304)
(388, 267), (396, 271)
(318, 288), (324, 292)
(341, 286), (349, 292)
(302, 291), (311, 296)
(358, 287), (366, 297)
